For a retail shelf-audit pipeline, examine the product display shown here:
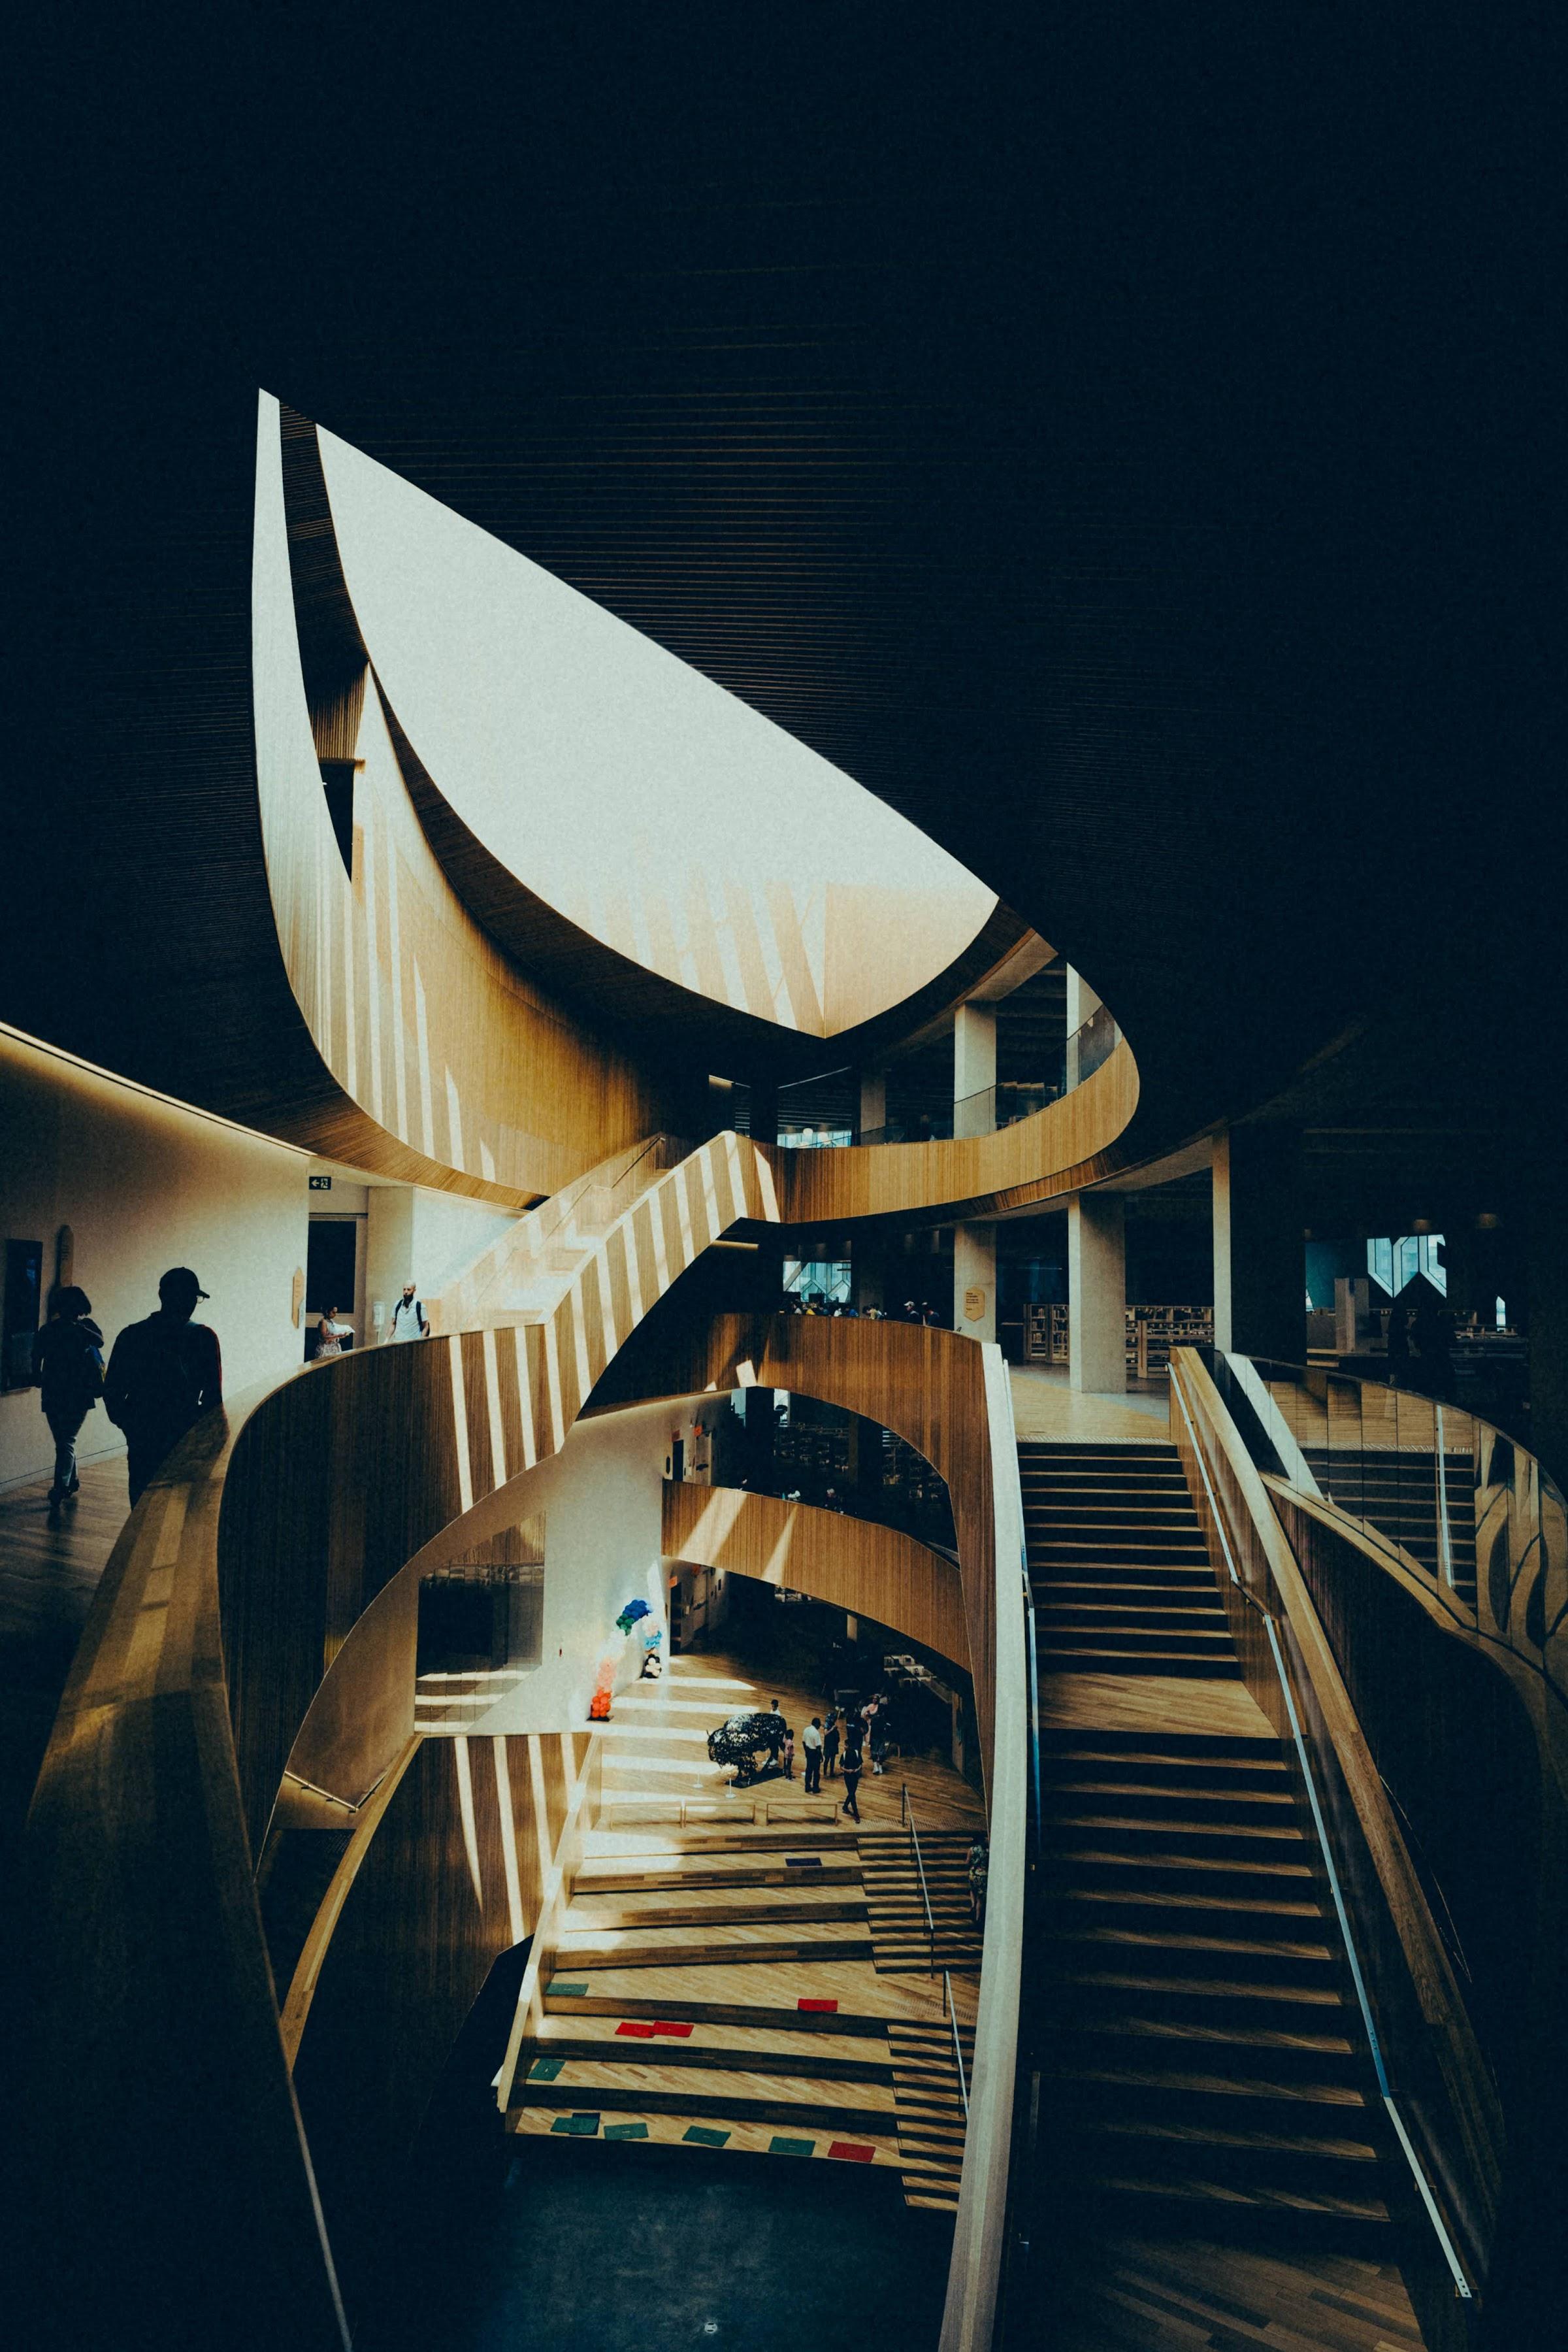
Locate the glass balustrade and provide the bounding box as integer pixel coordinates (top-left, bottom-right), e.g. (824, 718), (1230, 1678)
(1211, 1351), (1568, 1706)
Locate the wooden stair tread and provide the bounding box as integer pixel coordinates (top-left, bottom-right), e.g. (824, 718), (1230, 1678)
(1073, 2172), (1392, 2223)
(1048, 2061), (1369, 2108)
(1052, 1967), (1347, 2008)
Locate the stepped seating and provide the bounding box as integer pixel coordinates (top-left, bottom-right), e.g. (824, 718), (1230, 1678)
(886, 2020), (973, 2210)
(517, 1800), (968, 2206)
(858, 1829), (983, 1971)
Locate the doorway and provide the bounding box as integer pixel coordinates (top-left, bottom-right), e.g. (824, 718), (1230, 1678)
(305, 1218), (359, 1359)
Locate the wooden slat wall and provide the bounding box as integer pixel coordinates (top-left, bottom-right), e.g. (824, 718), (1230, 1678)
(253, 391), (672, 1203)
(220, 1133), (777, 1851)
(776, 1036), (1139, 1225)
(600, 1313), (1000, 1785)
(291, 1729), (594, 2333)
(662, 1480), (972, 1672)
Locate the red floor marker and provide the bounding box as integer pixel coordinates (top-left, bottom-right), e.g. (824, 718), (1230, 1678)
(651, 2020), (694, 2038)
(828, 2141), (875, 2162)
(797, 1997), (838, 2012)
(615, 2021), (656, 2038)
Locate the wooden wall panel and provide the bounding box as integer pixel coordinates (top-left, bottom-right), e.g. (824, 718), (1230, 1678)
(662, 1481), (972, 1672)
(598, 1313), (1000, 1783)
(254, 392), (674, 1204)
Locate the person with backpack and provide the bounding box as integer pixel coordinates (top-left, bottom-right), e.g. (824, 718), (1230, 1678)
(389, 1280), (429, 1341)
(32, 1285), (105, 1508)
(103, 1267), (223, 1505)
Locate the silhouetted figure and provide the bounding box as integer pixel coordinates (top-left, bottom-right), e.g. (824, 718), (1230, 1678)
(840, 1733), (864, 1823)
(1385, 1299), (1411, 1384)
(104, 1267), (223, 1505)
(823, 1710), (841, 1778)
(32, 1285), (105, 1507)
(1411, 1289), (1456, 1402)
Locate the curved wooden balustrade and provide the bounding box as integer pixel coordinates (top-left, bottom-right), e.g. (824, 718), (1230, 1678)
(774, 1035), (1139, 1225)
(21, 1127), (776, 2344)
(1169, 1350), (1507, 2349)
(662, 1480), (972, 1671)
(23, 1130), (1036, 2348)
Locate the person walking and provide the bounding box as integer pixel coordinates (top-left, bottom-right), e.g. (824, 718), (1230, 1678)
(103, 1267), (222, 1506)
(389, 1282), (429, 1341)
(31, 1285), (105, 1508)
(869, 1697), (890, 1776)
(822, 1710), (841, 1778)
(782, 1724), (796, 1780)
(802, 1716), (824, 1793)
(840, 1730), (864, 1823)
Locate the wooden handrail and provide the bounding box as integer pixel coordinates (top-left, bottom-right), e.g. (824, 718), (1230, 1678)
(1169, 1349), (1504, 2315)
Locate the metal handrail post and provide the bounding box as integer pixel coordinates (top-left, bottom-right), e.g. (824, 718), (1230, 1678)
(907, 1796), (938, 1976)
(944, 1970), (969, 2122)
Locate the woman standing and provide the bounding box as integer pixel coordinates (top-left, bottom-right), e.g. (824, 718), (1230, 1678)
(33, 1286), (105, 1508)
(314, 1304), (350, 1359)
(822, 1710), (841, 1779)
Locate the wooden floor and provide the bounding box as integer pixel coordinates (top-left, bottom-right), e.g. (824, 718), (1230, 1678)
(0, 1452), (125, 1877)
(1010, 1367), (1170, 1444)
(1039, 1671), (1276, 1740)
(1040, 2231), (1425, 2350)
(517, 1649), (981, 2210)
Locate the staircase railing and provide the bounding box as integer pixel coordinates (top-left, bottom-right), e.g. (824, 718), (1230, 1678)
(945, 1970), (970, 2122)
(901, 1783), (938, 1976)
(1169, 1348), (1495, 2333)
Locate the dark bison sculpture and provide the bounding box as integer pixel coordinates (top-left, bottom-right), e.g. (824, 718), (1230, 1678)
(706, 1709), (788, 1784)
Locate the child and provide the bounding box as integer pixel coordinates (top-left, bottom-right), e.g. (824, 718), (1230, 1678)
(783, 1725), (796, 1779)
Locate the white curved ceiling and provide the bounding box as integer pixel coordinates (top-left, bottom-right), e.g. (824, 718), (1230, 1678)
(317, 425), (998, 1036)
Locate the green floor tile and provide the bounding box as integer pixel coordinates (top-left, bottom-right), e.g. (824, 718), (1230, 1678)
(528, 2057), (564, 2081)
(682, 2125), (730, 2147)
(769, 2135), (815, 2157)
(549, 2112), (600, 2136)
(604, 2122), (649, 2142)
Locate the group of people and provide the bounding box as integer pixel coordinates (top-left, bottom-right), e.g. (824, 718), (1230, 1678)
(32, 1268), (221, 1510)
(777, 1296), (946, 1325)
(1384, 1292), (1456, 1399)
(31, 1268), (436, 1514)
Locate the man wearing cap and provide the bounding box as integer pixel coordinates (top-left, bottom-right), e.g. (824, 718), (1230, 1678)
(103, 1267), (223, 1504)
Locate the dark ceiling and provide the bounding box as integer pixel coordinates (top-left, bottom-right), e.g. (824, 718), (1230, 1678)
(7, 10), (1561, 1214)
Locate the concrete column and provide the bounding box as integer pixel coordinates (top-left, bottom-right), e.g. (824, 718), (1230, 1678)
(1068, 1193), (1126, 1392)
(954, 1221), (997, 1342)
(858, 1067), (887, 1144)
(954, 1004), (996, 1138)
(1211, 1125), (1305, 1362)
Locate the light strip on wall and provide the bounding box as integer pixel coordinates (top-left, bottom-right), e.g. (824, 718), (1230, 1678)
(0, 1019), (312, 1157)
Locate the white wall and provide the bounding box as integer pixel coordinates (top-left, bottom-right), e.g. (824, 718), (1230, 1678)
(414, 1395), (698, 1736)
(364, 1184), (515, 1337)
(0, 1029), (311, 1485)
